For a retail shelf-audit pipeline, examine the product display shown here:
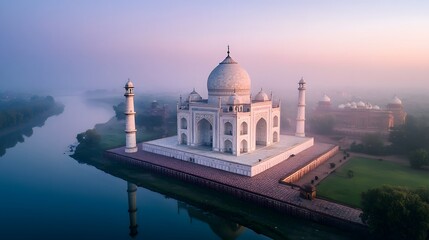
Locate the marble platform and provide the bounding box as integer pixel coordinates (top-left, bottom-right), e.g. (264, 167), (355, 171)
(142, 135), (314, 177)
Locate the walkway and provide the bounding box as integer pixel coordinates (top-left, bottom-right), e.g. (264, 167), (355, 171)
(107, 143), (364, 226)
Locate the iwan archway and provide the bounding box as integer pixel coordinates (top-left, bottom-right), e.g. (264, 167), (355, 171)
(256, 118), (267, 146)
(196, 118), (213, 148)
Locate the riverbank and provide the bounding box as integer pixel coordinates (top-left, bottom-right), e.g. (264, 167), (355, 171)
(0, 103), (64, 157)
(0, 102), (64, 137)
(106, 145), (367, 236)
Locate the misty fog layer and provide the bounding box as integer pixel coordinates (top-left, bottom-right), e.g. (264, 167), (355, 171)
(1, 1), (428, 96)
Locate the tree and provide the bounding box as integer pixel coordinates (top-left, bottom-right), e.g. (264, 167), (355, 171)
(361, 186), (429, 240)
(77, 129), (101, 146)
(309, 114), (335, 135)
(113, 102), (125, 120)
(409, 149), (429, 169)
(361, 133), (385, 155)
(389, 115), (429, 154)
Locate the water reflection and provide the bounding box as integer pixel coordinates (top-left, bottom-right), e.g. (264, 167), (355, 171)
(0, 105), (63, 157)
(126, 181), (246, 240)
(127, 182), (138, 238)
(177, 201), (245, 240)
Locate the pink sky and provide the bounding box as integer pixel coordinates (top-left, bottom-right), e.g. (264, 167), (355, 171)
(1, 0), (428, 96)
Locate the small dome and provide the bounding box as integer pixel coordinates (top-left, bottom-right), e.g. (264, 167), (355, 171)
(228, 92), (241, 105)
(390, 96), (402, 105)
(125, 79), (134, 88)
(373, 105), (380, 110)
(188, 89), (202, 102)
(366, 103), (373, 109)
(299, 78), (306, 84)
(357, 101), (365, 108)
(254, 89), (269, 102)
(338, 104), (345, 109)
(321, 94), (331, 102)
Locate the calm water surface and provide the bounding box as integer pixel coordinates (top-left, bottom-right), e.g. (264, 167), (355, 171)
(0, 95), (271, 240)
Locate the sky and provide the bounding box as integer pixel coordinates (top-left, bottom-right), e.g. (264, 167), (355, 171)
(1, 0), (428, 98)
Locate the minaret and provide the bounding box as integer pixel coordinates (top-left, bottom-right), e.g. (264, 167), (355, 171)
(124, 79), (138, 153)
(127, 182), (138, 237)
(295, 78), (306, 137)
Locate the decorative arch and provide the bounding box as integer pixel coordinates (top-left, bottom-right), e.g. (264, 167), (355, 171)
(273, 131), (278, 143)
(224, 122), (233, 135)
(256, 118), (267, 146)
(181, 133), (187, 145)
(224, 140), (233, 153)
(240, 122), (248, 135)
(197, 118), (213, 147)
(180, 117), (187, 129)
(273, 116), (279, 127)
(240, 139), (248, 153)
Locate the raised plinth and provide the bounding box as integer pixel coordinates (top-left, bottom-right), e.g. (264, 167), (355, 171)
(141, 135), (314, 177)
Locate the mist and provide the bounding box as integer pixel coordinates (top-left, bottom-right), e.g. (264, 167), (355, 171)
(1, 1), (428, 98)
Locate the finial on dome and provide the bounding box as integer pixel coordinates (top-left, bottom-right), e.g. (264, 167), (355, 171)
(227, 45), (230, 56)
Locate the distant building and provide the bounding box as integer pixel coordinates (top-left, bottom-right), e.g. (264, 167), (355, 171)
(312, 95), (406, 136)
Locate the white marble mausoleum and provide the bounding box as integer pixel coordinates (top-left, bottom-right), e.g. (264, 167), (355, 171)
(141, 48), (314, 176)
(176, 49), (281, 156)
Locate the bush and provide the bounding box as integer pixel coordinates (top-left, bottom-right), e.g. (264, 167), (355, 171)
(361, 186), (429, 240)
(409, 149), (429, 169)
(329, 163), (336, 169)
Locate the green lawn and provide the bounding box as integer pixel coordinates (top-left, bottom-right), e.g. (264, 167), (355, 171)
(94, 118), (164, 150)
(317, 157), (429, 208)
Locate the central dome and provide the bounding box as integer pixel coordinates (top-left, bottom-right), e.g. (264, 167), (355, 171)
(207, 52), (251, 103)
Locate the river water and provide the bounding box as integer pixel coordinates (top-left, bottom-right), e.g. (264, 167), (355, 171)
(0, 95), (351, 240)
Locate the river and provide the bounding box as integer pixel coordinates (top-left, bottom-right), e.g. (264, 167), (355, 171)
(0, 95), (352, 240)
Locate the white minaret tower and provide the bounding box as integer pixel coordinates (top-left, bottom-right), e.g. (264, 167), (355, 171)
(124, 79), (138, 153)
(127, 182), (138, 237)
(295, 78), (306, 137)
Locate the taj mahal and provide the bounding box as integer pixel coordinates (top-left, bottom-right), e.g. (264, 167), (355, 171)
(124, 48), (315, 177)
(176, 47), (282, 156)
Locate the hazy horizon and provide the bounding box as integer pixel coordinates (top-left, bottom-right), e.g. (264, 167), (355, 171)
(1, 1), (428, 97)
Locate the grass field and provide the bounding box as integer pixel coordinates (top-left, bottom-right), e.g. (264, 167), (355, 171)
(94, 117), (164, 150)
(317, 157), (429, 208)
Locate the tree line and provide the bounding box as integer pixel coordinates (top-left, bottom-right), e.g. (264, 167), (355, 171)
(346, 115), (429, 168)
(0, 95), (56, 130)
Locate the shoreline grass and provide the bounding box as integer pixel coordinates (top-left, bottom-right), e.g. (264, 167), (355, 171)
(317, 157), (429, 208)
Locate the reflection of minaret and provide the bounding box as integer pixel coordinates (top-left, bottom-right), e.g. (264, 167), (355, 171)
(124, 79), (138, 153)
(295, 78), (306, 137)
(127, 182), (138, 238)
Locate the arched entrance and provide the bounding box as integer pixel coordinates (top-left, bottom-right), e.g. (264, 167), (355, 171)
(256, 118), (267, 146)
(273, 131), (278, 143)
(273, 116), (279, 127)
(181, 133), (187, 145)
(180, 118), (187, 129)
(240, 139), (248, 153)
(224, 140), (232, 153)
(240, 122), (248, 135)
(224, 122), (233, 135)
(197, 118), (213, 147)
